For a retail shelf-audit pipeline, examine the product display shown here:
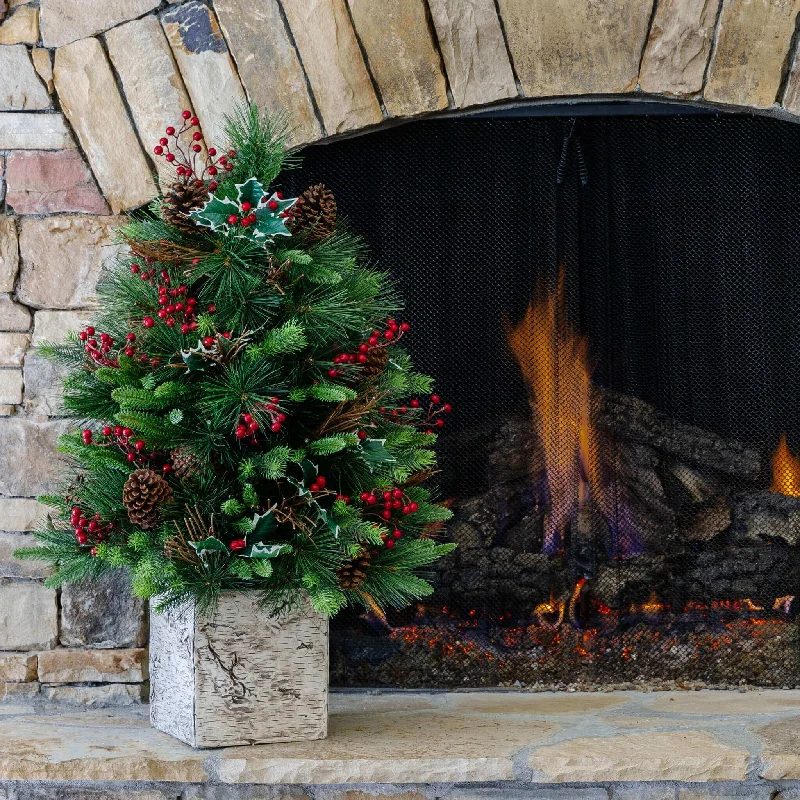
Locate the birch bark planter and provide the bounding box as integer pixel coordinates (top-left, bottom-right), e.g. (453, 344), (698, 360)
(149, 593), (328, 747)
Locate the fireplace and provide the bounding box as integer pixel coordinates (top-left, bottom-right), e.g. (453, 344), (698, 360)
(284, 109), (800, 689)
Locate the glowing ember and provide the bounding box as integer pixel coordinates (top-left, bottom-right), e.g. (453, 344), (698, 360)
(505, 270), (604, 552)
(774, 595), (795, 613)
(532, 589), (565, 630)
(770, 433), (800, 497)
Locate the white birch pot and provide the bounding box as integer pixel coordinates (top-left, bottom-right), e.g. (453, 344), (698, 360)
(149, 592), (328, 747)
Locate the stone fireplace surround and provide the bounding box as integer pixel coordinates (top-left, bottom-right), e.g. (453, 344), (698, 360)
(4, 0), (800, 794)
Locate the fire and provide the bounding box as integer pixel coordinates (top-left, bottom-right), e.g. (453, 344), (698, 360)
(631, 591), (665, 616)
(770, 434), (800, 497)
(532, 590), (565, 630)
(505, 270), (603, 551)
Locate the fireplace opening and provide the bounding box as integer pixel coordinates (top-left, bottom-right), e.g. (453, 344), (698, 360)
(282, 110), (800, 689)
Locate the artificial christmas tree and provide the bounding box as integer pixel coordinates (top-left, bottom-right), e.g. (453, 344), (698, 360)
(16, 104), (454, 745)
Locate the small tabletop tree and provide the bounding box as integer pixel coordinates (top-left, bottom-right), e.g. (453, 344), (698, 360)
(17, 106), (455, 616)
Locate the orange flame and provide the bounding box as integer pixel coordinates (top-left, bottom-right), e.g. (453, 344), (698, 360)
(771, 434), (800, 497)
(505, 270), (602, 549)
(532, 589), (565, 630)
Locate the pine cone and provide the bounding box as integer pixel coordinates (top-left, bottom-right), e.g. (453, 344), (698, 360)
(290, 184), (337, 242)
(336, 549), (375, 590)
(169, 447), (200, 479)
(123, 469), (173, 530)
(161, 181), (209, 234)
(361, 346), (389, 378)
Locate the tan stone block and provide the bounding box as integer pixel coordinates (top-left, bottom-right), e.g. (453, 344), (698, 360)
(41, 683), (146, 707)
(648, 689), (800, 715)
(0, 681), (39, 699)
(0, 44), (50, 109)
(0, 417), (70, 496)
(0, 581), (58, 650)
(0, 334), (28, 366)
(212, 0), (322, 146)
(0, 497), (53, 530)
(32, 309), (94, 344)
(6, 150), (110, 215)
(106, 15), (196, 185)
(0, 4), (38, 45)
(0, 405), (15, 416)
(0, 653), (36, 682)
(31, 47), (53, 93)
(0, 215), (18, 293)
(160, 2), (246, 146)
(428, 0), (517, 108)
(17, 215), (126, 310)
(216, 712), (557, 783)
(495, 0), (653, 96)
(0, 532), (51, 578)
(756, 715), (800, 778)
(706, 0), (800, 108)
(0, 368), (23, 404)
(0, 112), (75, 149)
(282, 0), (382, 135)
(23, 351), (65, 417)
(346, 0), (447, 118)
(40, 0), (159, 48)
(528, 731), (749, 782)
(54, 38), (157, 213)
(38, 647), (147, 683)
(0, 293), (31, 331)
(449, 691), (627, 715)
(639, 0), (720, 96)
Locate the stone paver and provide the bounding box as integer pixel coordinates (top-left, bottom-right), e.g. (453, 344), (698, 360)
(705, 0), (800, 108)
(0, 532), (50, 578)
(0, 652), (37, 682)
(0, 581), (58, 651)
(0, 112), (75, 149)
(40, 0), (160, 48)
(54, 38), (157, 213)
(160, 2), (246, 146)
(347, 0), (448, 117)
(282, 0), (382, 134)
(38, 647), (147, 683)
(639, 0), (720, 96)
(0, 3), (38, 44)
(212, 0), (322, 147)
(0, 334), (28, 367)
(495, 0), (654, 96)
(0, 45), (51, 110)
(428, 0), (517, 108)
(0, 417), (70, 496)
(0, 293), (31, 331)
(6, 150), (109, 215)
(0, 368), (23, 404)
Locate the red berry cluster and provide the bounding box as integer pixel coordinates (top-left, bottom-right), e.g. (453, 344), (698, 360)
(358, 487), (418, 547)
(137, 270), (201, 337)
(379, 393), (452, 432)
(230, 538), (246, 551)
(234, 398), (286, 441)
(151, 109), (233, 191)
(226, 193), (287, 229)
(82, 426), (173, 474)
(70, 506), (115, 554)
(202, 331), (231, 349)
(78, 326), (127, 366)
(329, 319), (409, 378)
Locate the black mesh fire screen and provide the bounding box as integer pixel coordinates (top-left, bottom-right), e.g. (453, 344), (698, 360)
(281, 112), (800, 689)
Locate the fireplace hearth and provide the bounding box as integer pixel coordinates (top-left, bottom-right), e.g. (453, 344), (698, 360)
(284, 110), (800, 688)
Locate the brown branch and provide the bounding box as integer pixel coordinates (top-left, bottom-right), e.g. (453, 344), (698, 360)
(315, 391), (387, 436)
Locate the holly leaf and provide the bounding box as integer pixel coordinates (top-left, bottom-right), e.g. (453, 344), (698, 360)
(252, 193), (297, 241)
(250, 509), (277, 539)
(180, 338), (217, 372)
(189, 536), (228, 564)
(240, 542), (286, 559)
(236, 177), (265, 208)
(189, 194), (239, 230)
(361, 438), (395, 471)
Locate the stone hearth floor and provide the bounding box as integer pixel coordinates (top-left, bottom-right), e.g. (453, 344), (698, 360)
(2, 690), (800, 797)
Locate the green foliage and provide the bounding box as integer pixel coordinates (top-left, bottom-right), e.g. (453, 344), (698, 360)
(17, 103), (455, 618)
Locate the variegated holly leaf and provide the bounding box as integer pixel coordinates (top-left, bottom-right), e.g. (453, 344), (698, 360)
(189, 536), (228, 564)
(252, 193), (297, 241)
(188, 194), (239, 230)
(180, 338), (217, 371)
(237, 177), (265, 208)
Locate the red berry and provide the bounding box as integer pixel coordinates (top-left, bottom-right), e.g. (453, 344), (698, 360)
(90, 547), (98, 557)
(182, 110), (191, 119)
(222, 332), (231, 339)
(357, 430), (367, 440)
(368, 336), (379, 346)
(207, 304), (216, 313)
(316, 476), (327, 488)
(357, 354), (368, 363)
(82, 429), (92, 441)
(126, 333), (136, 341)
(134, 440), (145, 451)
(409, 502), (419, 512)
(277, 191), (284, 199)
(443, 403), (452, 413)
(192, 131), (202, 141)
(230, 539), (246, 551)
(192, 144), (202, 153)
(393, 499), (402, 509)
(240, 217), (251, 227)
(400, 322), (410, 332)
(113, 426), (122, 436)
(130, 264), (140, 274)
(153, 145), (163, 155)
(402, 506), (411, 515)
(203, 336), (215, 348)
(208, 147), (217, 156)
(383, 329), (395, 340)
(165, 153), (175, 163)
(310, 483), (320, 492)
(78, 331), (88, 341)
(86, 327), (95, 336)
(127, 453), (136, 462)
(431, 394), (441, 404)
(166, 318), (176, 327)
(235, 425), (248, 439)
(102, 426), (112, 436)
(367, 495), (377, 505)
(76, 532), (88, 545)
(435, 418), (445, 427)
(385, 539), (395, 549)
(360, 492), (371, 502)
(143, 317), (154, 328)
(190, 116), (199, 126)
(383, 491), (392, 500)
(227, 214), (239, 225)
(268, 199), (279, 211)
(392, 489), (403, 499)
(393, 529), (402, 539)
(181, 324), (189, 334)
(88, 520), (98, 532)
(387, 319), (398, 329)
(124, 347), (135, 357)
(248, 421), (259, 432)
(166, 125), (175, 135)
(241, 202), (251, 212)
(328, 369), (339, 378)
(158, 309), (168, 319)
(209, 181), (218, 191)
(270, 422), (282, 433)
(163, 463), (172, 474)
(122, 428), (133, 437)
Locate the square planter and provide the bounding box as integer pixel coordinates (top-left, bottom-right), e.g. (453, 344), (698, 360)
(149, 593), (328, 747)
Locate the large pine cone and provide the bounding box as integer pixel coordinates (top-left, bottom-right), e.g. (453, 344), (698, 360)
(161, 181), (209, 234)
(361, 346), (389, 378)
(336, 549), (375, 590)
(123, 469), (173, 530)
(290, 184), (337, 242)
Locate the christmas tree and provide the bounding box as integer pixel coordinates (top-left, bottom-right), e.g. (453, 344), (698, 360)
(16, 105), (455, 616)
